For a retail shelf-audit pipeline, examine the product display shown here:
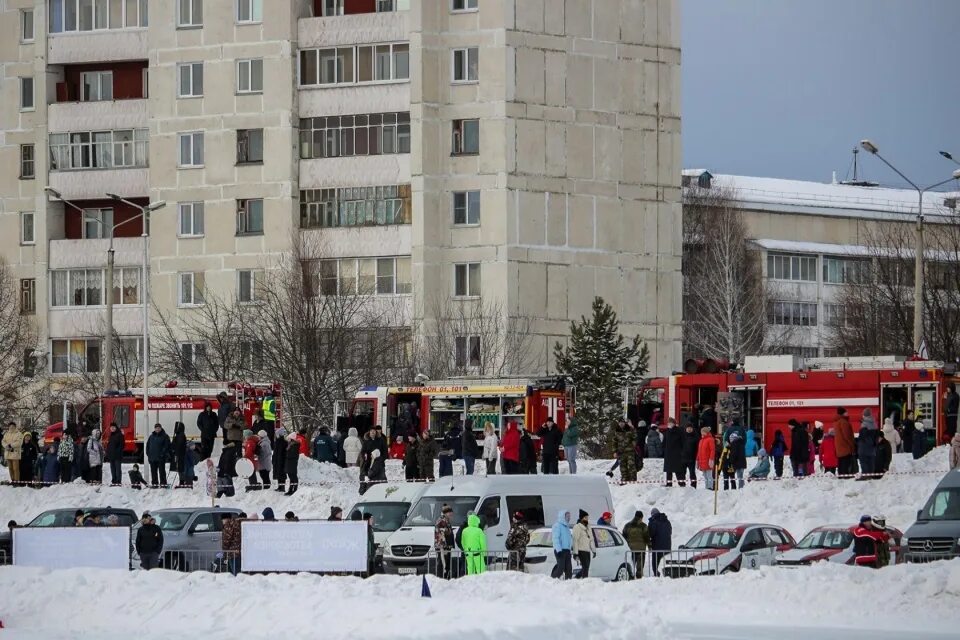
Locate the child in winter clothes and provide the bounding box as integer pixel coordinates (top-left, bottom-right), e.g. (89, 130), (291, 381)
(41, 445), (60, 484)
(805, 440), (816, 476)
(770, 430), (787, 478)
(748, 448), (771, 480)
(819, 429), (838, 474)
(128, 463), (147, 489)
(744, 429), (758, 457)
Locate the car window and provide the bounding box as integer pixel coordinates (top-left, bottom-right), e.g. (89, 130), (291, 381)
(740, 528), (764, 549)
(30, 512), (63, 527)
(505, 496), (544, 528)
(593, 528), (619, 548)
(763, 528), (786, 546)
(191, 512), (217, 533)
(478, 496), (500, 528)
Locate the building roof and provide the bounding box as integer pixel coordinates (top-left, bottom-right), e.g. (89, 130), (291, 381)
(691, 172), (958, 222)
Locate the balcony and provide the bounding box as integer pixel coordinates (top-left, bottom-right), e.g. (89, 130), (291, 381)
(48, 29), (148, 65)
(48, 167), (148, 201)
(49, 307), (143, 339)
(301, 225), (412, 259)
(49, 237), (146, 270)
(300, 155), (410, 189)
(49, 99), (148, 133)
(299, 9), (408, 48)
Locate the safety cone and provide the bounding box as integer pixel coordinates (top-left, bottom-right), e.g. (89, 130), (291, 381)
(420, 575), (431, 598)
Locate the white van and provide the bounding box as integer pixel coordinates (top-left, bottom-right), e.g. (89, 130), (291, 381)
(382, 475), (614, 575)
(347, 482), (431, 549)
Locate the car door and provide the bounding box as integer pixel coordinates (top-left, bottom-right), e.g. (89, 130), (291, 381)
(591, 527), (620, 578)
(477, 496), (505, 551)
(187, 512), (221, 566)
(739, 528), (767, 570)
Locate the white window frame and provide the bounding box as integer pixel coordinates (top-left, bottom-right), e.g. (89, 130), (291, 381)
(81, 70), (113, 102)
(81, 208), (113, 239)
(454, 262), (481, 297)
(238, 269), (264, 304)
(451, 47), (479, 83)
(110, 266), (142, 305)
(20, 278), (37, 315)
(236, 199), (264, 235)
(20, 77), (34, 111)
(179, 342), (206, 371)
(177, 0), (203, 28)
(298, 43), (409, 87)
(455, 335), (481, 369)
(48, 0), (148, 34)
(237, 58), (263, 94)
(236, 128), (264, 164)
(178, 272), (205, 307)
(177, 202), (204, 237)
(452, 191), (480, 225)
(177, 62), (203, 98)
(178, 131), (204, 168)
(20, 212), (35, 245)
(767, 252), (817, 282)
(50, 268), (105, 308)
(21, 9), (35, 42)
(452, 119), (479, 155)
(451, 0), (478, 12)
(236, 0), (263, 24)
(50, 338), (102, 375)
(20, 144), (35, 179)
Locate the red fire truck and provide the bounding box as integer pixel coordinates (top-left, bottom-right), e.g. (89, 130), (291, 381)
(634, 355), (957, 451)
(339, 377), (571, 439)
(44, 381), (280, 456)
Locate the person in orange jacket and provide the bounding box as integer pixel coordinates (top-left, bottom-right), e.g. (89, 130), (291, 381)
(389, 436), (406, 460)
(696, 427), (716, 490)
(292, 427), (310, 458)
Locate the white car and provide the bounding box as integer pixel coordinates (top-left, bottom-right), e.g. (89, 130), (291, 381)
(661, 523), (796, 577)
(524, 525), (636, 581)
(776, 524), (904, 567)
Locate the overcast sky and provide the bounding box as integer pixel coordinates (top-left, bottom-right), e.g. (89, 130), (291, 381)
(681, 0), (960, 189)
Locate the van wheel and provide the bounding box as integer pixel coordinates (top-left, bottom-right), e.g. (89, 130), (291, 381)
(614, 563), (633, 581)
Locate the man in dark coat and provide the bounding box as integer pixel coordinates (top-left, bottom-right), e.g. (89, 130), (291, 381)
(272, 428), (288, 492)
(461, 421), (480, 475)
(403, 434), (419, 480)
(789, 419), (810, 478)
(312, 428), (337, 463)
(662, 419), (685, 486)
(519, 429), (537, 474)
(196, 403), (219, 460)
(135, 513), (163, 570)
(438, 423), (462, 477)
(105, 423), (125, 486)
(946, 382), (959, 439)
(648, 509), (672, 577)
(537, 417), (562, 474)
(145, 424), (170, 487)
(284, 434), (300, 495)
(699, 404), (718, 434)
(680, 424), (699, 488)
(216, 393), (236, 444)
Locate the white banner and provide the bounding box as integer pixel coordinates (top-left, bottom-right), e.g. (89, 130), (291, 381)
(240, 521), (368, 573)
(13, 527), (130, 570)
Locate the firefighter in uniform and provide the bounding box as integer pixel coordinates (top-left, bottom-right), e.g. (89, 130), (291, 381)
(262, 394), (277, 444)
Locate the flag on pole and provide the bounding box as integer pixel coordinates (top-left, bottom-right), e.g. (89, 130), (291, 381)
(918, 338), (929, 359)
(421, 575), (432, 598)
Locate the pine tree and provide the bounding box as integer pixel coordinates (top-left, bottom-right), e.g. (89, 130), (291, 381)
(554, 297), (650, 455)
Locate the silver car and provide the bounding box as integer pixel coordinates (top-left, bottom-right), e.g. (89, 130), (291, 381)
(132, 507), (242, 571)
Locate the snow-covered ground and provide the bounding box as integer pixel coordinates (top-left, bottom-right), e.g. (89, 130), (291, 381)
(1, 449), (958, 639)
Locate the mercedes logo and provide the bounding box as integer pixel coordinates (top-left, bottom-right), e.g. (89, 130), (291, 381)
(923, 540), (934, 552)
(403, 546), (413, 557)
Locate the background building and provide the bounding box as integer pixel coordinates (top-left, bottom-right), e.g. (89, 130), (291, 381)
(0, 0), (682, 426)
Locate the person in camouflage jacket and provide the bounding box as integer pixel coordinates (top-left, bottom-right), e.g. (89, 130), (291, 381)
(617, 422), (637, 482)
(417, 431), (439, 480)
(505, 512), (531, 571)
(622, 510), (651, 578)
(221, 512), (244, 575)
(433, 505), (454, 578)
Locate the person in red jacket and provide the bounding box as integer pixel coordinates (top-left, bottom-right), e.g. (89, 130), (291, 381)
(500, 422), (521, 475)
(242, 430), (261, 490)
(389, 436), (406, 460)
(696, 427), (716, 490)
(819, 429), (838, 474)
(853, 515), (890, 568)
(292, 428), (310, 458)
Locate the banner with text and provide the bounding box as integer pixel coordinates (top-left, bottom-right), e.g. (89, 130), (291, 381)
(240, 521), (368, 573)
(13, 527), (130, 570)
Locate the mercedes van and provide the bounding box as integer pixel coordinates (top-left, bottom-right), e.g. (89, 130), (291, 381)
(347, 482), (430, 549)
(381, 475), (615, 575)
(903, 468), (960, 562)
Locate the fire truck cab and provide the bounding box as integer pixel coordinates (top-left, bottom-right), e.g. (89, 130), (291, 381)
(635, 355), (957, 452)
(340, 377), (571, 440)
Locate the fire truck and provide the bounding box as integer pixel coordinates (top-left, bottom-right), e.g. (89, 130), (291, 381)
(44, 381), (280, 456)
(338, 377), (571, 439)
(634, 355), (958, 451)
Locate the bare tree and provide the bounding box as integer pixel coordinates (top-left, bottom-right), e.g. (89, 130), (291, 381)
(0, 259), (45, 427)
(682, 186), (769, 362)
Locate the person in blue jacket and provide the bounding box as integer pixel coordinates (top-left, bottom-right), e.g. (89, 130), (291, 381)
(745, 429), (758, 457)
(770, 430), (788, 478)
(551, 510), (573, 579)
(41, 444), (60, 484)
(748, 448), (771, 480)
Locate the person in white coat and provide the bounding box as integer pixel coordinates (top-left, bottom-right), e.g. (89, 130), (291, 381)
(572, 509), (596, 579)
(881, 417), (902, 453)
(87, 429), (105, 484)
(342, 427), (363, 467)
(482, 422), (499, 475)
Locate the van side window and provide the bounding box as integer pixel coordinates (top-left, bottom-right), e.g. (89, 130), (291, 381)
(478, 496), (500, 528)
(505, 496), (544, 528)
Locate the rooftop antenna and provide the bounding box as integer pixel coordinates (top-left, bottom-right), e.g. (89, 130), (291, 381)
(840, 147), (879, 187)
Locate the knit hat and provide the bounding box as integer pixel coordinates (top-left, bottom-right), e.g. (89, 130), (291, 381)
(578, 509), (588, 521)
(601, 512), (613, 521)
(257, 430), (268, 438)
(512, 511), (524, 521)
(651, 508), (660, 516)
(243, 429), (253, 438)
(262, 507), (276, 521)
(814, 421), (824, 429)
(276, 427), (288, 438)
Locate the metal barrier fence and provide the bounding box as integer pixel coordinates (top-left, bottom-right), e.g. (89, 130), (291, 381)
(624, 549), (722, 578)
(424, 550), (519, 578)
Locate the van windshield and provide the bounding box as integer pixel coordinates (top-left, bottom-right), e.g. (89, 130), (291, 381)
(403, 496), (479, 527)
(348, 502), (411, 533)
(919, 488), (960, 521)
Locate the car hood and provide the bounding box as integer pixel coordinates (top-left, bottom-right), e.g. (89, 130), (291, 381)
(905, 520), (960, 538)
(776, 548), (843, 563)
(383, 527), (433, 550)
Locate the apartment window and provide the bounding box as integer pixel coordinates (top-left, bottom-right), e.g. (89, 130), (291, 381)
(237, 129), (264, 164)
(237, 58), (263, 93)
(177, 0), (203, 27)
(299, 43), (409, 87)
(177, 63), (203, 97)
(110, 267), (141, 304)
(454, 263), (481, 297)
(82, 208), (113, 239)
(823, 257), (870, 285)
(80, 70), (113, 101)
(20, 212), (35, 244)
(236, 0), (262, 23)
(20, 77), (34, 111)
(299, 112), (410, 159)
(236, 199), (264, 235)
(306, 257), (410, 296)
(767, 252), (816, 282)
(49, 0), (146, 33)
(452, 119), (479, 155)
(455, 336), (481, 368)
(18, 278), (37, 316)
(51, 339), (101, 375)
(768, 301), (818, 327)
(50, 269), (102, 307)
(179, 342), (206, 372)
(299, 185), (412, 229)
(824, 303), (852, 328)
(178, 202), (204, 237)
(49, 129), (149, 171)
(451, 0), (478, 11)
(453, 191), (480, 225)
(178, 132), (204, 167)
(178, 272), (205, 306)
(238, 269), (264, 303)
(239, 341), (264, 370)
(452, 47), (479, 83)
(21, 9), (35, 42)
(20, 144), (35, 179)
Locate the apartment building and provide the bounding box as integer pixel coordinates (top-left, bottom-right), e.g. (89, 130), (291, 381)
(0, 0), (682, 420)
(682, 170), (959, 358)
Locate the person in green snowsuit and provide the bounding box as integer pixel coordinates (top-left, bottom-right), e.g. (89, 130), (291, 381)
(461, 513), (487, 575)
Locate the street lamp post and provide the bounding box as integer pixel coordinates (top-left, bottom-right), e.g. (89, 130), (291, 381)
(107, 193), (165, 468)
(859, 141), (960, 354)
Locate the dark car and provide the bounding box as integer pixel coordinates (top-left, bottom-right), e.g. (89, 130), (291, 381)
(0, 507), (138, 562)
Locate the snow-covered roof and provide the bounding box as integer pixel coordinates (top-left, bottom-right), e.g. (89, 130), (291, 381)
(751, 238), (959, 261)
(692, 173), (958, 222)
